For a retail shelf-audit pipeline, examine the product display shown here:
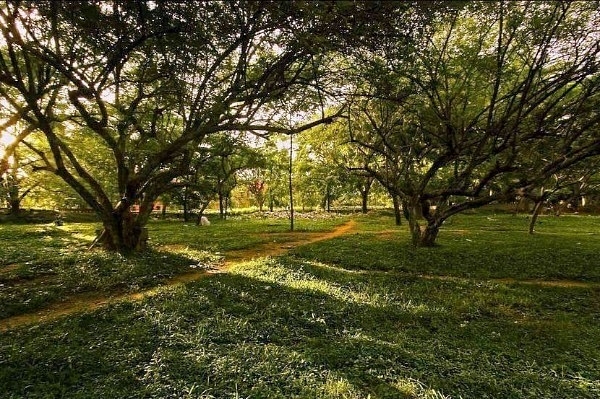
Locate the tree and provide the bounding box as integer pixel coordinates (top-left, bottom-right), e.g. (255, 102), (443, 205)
(349, 1), (600, 246)
(0, 1), (345, 251)
(261, 137), (289, 212)
(246, 176), (267, 212)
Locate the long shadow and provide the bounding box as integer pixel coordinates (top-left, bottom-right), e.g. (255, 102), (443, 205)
(0, 248), (218, 324)
(1, 258), (599, 398)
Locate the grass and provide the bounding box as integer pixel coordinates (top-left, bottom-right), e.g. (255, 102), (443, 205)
(1, 210), (599, 398)
(0, 213), (346, 319)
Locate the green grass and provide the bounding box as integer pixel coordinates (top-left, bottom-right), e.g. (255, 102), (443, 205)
(1, 211), (599, 398)
(295, 212), (600, 280)
(0, 214), (347, 319)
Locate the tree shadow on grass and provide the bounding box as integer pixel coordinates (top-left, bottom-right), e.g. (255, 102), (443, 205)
(290, 231), (600, 282)
(2, 256), (599, 398)
(0, 247), (219, 322)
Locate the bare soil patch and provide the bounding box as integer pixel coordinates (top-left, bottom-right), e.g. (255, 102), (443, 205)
(0, 264), (20, 274)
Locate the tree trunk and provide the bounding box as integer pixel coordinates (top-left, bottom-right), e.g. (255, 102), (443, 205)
(360, 177), (374, 214)
(529, 200), (544, 234)
(183, 200), (190, 222)
(407, 201), (422, 246)
(392, 195), (402, 226)
(98, 209), (148, 252)
(7, 182), (20, 215)
(195, 201), (209, 226)
(419, 223), (440, 247)
(406, 198), (440, 247)
(8, 198), (20, 216)
(288, 133), (294, 231)
(219, 191), (225, 219)
(361, 188), (369, 214)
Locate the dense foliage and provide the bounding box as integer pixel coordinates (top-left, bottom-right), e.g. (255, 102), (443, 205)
(1, 0), (599, 250)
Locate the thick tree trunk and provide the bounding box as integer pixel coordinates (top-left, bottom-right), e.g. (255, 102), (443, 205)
(97, 209), (148, 252)
(419, 223), (440, 247)
(8, 198), (20, 215)
(195, 202), (209, 226)
(407, 202), (422, 246)
(7, 183), (20, 215)
(361, 189), (369, 214)
(406, 198), (440, 247)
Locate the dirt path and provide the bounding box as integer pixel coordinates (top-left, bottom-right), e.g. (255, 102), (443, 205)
(0, 220), (357, 332)
(3, 219), (596, 332)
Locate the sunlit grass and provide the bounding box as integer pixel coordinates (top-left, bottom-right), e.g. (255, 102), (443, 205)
(1, 211), (600, 398)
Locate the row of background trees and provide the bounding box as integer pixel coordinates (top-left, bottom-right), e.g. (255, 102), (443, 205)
(1, 0), (600, 250)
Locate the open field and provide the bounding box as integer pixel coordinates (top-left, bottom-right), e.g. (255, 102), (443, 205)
(1, 211), (599, 398)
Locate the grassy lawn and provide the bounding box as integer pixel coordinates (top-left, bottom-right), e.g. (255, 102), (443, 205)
(1, 211), (599, 398)
(0, 213), (345, 319)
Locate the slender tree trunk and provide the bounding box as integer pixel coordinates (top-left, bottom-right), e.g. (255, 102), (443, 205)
(183, 201), (189, 222)
(529, 200), (544, 234)
(182, 186), (190, 222)
(289, 133), (294, 231)
(360, 177), (373, 214)
(392, 195), (402, 226)
(8, 179), (20, 215)
(219, 191), (225, 219)
(361, 189), (369, 214)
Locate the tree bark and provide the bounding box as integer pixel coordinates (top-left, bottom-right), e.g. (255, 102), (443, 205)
(419, 223), (440, 247)
(407, 201), (422, 246)
(529, 200), (544, 234)
(218, 191), (225, 219)
(195, 202), (209, 226)
(406, 198), (441, 247)
(361, 191), (369, 214)
(392, 195), (402, 226)
(8, 198), (20, 215)
(95, 207), (149, 252)
(289, 133), (294, 231)
(359, 176), (373, 214)
(183, 200), (190, 222)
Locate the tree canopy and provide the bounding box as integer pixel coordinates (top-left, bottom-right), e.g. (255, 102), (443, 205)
(1, 0), (599, 250)
(347, 0), (600, 245)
